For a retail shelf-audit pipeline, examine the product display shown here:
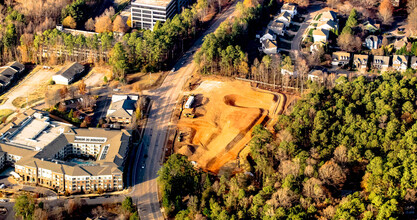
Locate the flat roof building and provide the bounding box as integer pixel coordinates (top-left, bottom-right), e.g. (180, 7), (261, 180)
(131, 0), (194, 30)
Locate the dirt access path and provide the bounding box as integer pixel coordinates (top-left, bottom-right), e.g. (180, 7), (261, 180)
(0, 67), (58, 110)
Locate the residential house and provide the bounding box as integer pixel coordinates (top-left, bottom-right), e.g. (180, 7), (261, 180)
(260, 29), (276, 43)
(261, 39), (278, 54)
(331, 51), (350, 66)
(0, 61), (25, 92)
(267, 20), (286, 36)
(394, 37), (408, 50)
(392, 55), (409, 72)
(317, 20), (338, 31)
(313, 29), (329, 43)
(373, 56), (390, 72)
(310, 41), (325, 54)
(365, 35), (382, 50)
(281, 3), (297, 17)
(361, 19), (380, 33)
(52, 62), (85, 85)
(106, 94), (139, 125)
(319, 10), (338, 22)
(276, 11), (292, 27)
(353, 54), (369, 72)
(308, 70), (327, 82)
(281, 68), (297, 76)
(411, 57), (417, 70)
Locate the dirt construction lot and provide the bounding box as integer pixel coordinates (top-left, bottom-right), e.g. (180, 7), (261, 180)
(176, 80), (284, 173)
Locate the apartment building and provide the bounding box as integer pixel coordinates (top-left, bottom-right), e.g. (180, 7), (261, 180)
(131, 0), (194, 30)
(0, 110), (132, 194)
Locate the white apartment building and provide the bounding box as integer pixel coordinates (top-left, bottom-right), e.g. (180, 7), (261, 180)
(131, 0), (194, 30)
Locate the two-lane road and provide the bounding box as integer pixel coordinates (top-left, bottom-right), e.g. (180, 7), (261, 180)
(128, 1), (242, 219)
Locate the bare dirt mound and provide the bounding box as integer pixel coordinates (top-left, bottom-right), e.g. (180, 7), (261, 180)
(175, 80), (283, 173)
(177, 145), (195, 157)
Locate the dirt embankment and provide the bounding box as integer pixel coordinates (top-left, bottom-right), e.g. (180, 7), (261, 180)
(175, 80), (285, 173)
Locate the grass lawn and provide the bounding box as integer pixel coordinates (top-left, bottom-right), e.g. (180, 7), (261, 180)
(124, 71), (167, 92)
(12, 84), (48, 108)
(0, 109), (14, 122)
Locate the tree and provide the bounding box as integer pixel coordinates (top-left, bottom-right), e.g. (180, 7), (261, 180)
(14, 194), (35, 220)
(62, 16), (77, 29)
(318, 161), (346, 189)
(337, 33), (362, 52)
(78, 79), (87, 95)
(85, 18), (95, 31)
(59, 86), (68, 100)
(408, 0), (417, 13)
(122, 197), (135, 213)
(95, 15), (112, 33)
(408, 8), (417, 36)
(113, 15), (128, 33)
(327, 0), (340, 9)
(109, 42), (128, 80)
(379, 0), (394, 25)
(345, 9), (358, 27)
(158, 154), (199, 214)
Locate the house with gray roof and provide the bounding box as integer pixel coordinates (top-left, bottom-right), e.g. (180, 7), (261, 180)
(106, 95), (139, 126)
(52, 62), (85, 85)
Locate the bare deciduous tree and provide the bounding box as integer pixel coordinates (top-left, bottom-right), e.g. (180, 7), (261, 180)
(302, 177), (326, 202)
(379, 0), (394, 25)
(113, 15), (128, 33)
(85, 18), (96, 31)
(318, 160), (346, 189)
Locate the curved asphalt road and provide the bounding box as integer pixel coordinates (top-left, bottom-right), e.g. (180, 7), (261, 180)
(128, 1), (242, 219)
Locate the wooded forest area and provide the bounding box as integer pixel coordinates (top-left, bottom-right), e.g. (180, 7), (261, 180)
(159, 71), (417, 219)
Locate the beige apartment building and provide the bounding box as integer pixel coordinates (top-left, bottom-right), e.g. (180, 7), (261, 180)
(0, 110), (131, 194)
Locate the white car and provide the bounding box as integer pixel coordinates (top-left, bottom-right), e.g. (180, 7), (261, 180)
(0, 199), (8, 202)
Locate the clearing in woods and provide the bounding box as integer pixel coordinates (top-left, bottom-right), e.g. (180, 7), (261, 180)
(176, 80), (284, 173)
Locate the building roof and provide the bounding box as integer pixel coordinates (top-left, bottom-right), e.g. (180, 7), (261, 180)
(373, 56), (390, 66)
(353, 54), (368, 66)
(317, 20), (338, 30)
(106, 95), (138, 119)
(268, 20), (285, 29)
(411, 57), (417, 64)
(263, 39), (278, 49)
(354, 54), (369, 60)
(321, 10), (337, 21)
(1, 109), (131, 177)
(5, 61), (24, 72)
(362, 19), (380, 31)
(281, 3), (297, 12)
(0, 67), (17, 80)
(0, 144), (37, 157)
(366, 35), (381, 42)
(132, 0), (173, 7)
(332, 51), (350, 60)
(393, 55), (408, 64)
(313, 29), (329, 37)
(55, 62), (84, 80)
(277, 11), (292, 21)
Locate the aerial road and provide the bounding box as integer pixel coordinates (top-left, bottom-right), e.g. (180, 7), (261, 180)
(127, 1), (242, 219)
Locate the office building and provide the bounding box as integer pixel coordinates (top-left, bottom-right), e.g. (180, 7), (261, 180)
(131, 0), (194, 30)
